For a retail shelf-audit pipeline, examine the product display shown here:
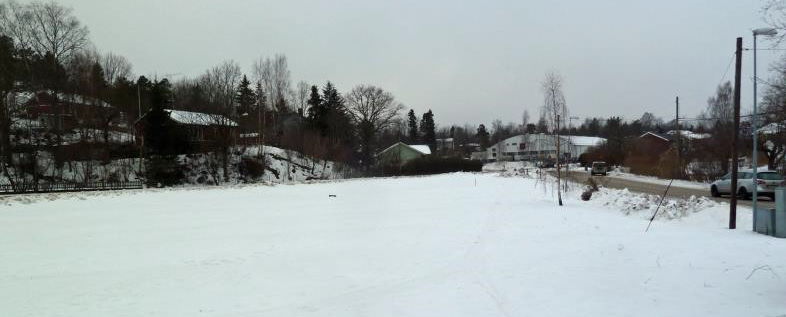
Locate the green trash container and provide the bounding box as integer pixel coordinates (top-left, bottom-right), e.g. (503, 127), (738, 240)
(775, 188), (786, 238)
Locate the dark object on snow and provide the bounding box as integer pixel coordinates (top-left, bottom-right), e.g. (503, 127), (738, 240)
(329, 194), (337, 198)
(581, 190), (593, 201)
(581, 178), (600, 201)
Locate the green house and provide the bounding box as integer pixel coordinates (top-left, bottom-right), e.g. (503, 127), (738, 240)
(376, 142), (432, 166)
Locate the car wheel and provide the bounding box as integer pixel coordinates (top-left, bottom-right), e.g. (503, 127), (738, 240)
(711, 185), (720, 197)
(738, 187), (750, 200)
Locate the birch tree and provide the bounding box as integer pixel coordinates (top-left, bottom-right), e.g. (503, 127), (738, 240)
(541, 71), (568, 206)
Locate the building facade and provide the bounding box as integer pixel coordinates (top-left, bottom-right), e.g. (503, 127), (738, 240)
(472, 134), (606, 162)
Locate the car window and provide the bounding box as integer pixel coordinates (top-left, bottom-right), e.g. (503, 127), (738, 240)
(758, 172), (784, 180)
(721, 173), (730, 180)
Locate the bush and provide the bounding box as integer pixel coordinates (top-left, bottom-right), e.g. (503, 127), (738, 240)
(239, 157), (266, 181)
(145, 155), (184, 187)
(384, 157), (482, 176)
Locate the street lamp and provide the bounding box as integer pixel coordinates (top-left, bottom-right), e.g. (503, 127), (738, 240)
(752, 27), (777, 225)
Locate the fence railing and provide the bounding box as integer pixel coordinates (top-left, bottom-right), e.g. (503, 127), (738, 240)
(0, 181), (144, 194)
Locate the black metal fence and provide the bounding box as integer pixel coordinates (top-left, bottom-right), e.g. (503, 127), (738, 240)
(0, 181), (144, 194)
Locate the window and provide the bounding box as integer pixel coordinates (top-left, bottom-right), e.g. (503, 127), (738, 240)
(758, 172), (783, 180)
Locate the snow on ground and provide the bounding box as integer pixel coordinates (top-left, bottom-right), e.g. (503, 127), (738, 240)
(1, 173), (784, 316)
(589, 187), (720, 220)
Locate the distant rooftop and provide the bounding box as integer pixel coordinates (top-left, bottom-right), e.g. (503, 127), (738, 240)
(165, 109), (238, 127)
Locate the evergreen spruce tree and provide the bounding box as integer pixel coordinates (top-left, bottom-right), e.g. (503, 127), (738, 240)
(306, 85), (326, 134)
(236, 75), (256, 116)
(407, 109), (418, 143)
(144, 79), (189, 186)
(477, 124), (490, 150)
(419, 110), (436, 150)
(0, 36), (18, 165)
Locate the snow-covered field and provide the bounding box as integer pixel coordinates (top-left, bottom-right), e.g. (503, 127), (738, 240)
(1, 173), (784, 316)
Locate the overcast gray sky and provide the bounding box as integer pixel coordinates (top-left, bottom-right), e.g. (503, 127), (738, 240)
(43, 0), (781, 127)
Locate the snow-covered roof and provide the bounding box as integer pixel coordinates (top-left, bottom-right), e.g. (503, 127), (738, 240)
(240, 132), (259, 138)
(640, 132), (672, 141)
(666, 130), (710, 140)
(377, 142), (432, 156)
(165, 109), (238, 127)
(565, 135), (606, 146)
(409, 145), (432, 155)
(496, 134), (606, 147)
(757, 122), (785, 135)
(56, 93), (111, 108)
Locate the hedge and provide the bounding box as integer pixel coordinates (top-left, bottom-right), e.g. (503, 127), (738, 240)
(384, 157), (482, 176)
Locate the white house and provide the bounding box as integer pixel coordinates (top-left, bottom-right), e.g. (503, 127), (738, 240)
(473, 134), (606, 162)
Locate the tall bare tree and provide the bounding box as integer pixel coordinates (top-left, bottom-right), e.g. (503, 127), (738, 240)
(0, 1), (90, 62)
(199, 61), (241, 182)
(344, 85), (404, 164)
(541, 71), (568, 206)
(252, 54), (291, 112)
(295, 80), (309, 116)
(101, 52), (132, 85)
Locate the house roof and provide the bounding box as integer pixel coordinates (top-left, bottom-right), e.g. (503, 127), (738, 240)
(639, 131), (673, 142)
(378, 142), (432, 156)
(165, 109), (238, 127)
(666, 130), (710, 140)
(565, 136), (606, 146)
(758, 122), (785, 135)
(409, 145), (432, 155)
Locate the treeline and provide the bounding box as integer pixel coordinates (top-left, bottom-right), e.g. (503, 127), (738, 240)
(0, 1), (448, 186)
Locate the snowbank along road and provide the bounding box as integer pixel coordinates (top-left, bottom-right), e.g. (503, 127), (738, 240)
(563, 170), (777, 210)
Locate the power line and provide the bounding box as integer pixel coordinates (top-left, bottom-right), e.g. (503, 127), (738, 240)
(717, 51), (736, 87)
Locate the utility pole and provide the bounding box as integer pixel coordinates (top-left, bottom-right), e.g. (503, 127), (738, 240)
(751, 27), (777, 225)
(137, 82), (143, 174)
(730, 37), (743, 230)
(556, 114), (563, 206)
(675, 96), (681, 179)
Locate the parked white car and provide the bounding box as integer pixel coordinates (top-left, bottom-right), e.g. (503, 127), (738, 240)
(590, 161), (608, 176)
(710, 169), (785, 200)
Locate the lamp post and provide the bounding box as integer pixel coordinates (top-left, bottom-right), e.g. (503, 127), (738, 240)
(752, 27), (777, 224)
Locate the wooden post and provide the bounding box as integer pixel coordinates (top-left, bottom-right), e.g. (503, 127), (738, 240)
(730, 37), (743, 230)
(675, 96), (681, 178)
(557, 114), (563, 206)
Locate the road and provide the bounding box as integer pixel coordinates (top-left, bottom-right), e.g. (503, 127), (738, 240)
(562, 170), (777, 210)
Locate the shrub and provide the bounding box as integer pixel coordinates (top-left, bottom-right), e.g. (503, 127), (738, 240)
(239, 157), (266, 181)
(385, 157), (482, 176)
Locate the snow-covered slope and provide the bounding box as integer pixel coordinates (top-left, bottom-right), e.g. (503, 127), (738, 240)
(0, 145), (353, 186)
(0, 173), (782, 316)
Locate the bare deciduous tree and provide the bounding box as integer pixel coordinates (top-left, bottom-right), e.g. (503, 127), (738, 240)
(0, 1), (90, 61)
(344, 85), (404, 163)
(252, 54), (291, 112)
(101, 52), (132, 85)
(295, 80), (309, 116)
(541, 71), (568, 206)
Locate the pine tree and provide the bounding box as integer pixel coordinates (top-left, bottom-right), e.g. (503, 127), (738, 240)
(88, 62), (108, 98)
(0, 36), (18, 166)
(306, 85), (326, 134)
(144, 79), (188, 186)
(477, 124), (490, 150)
(420, 110), (436, 150)
(407, 109), (418, 143)
(236, 75), (256, 116)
